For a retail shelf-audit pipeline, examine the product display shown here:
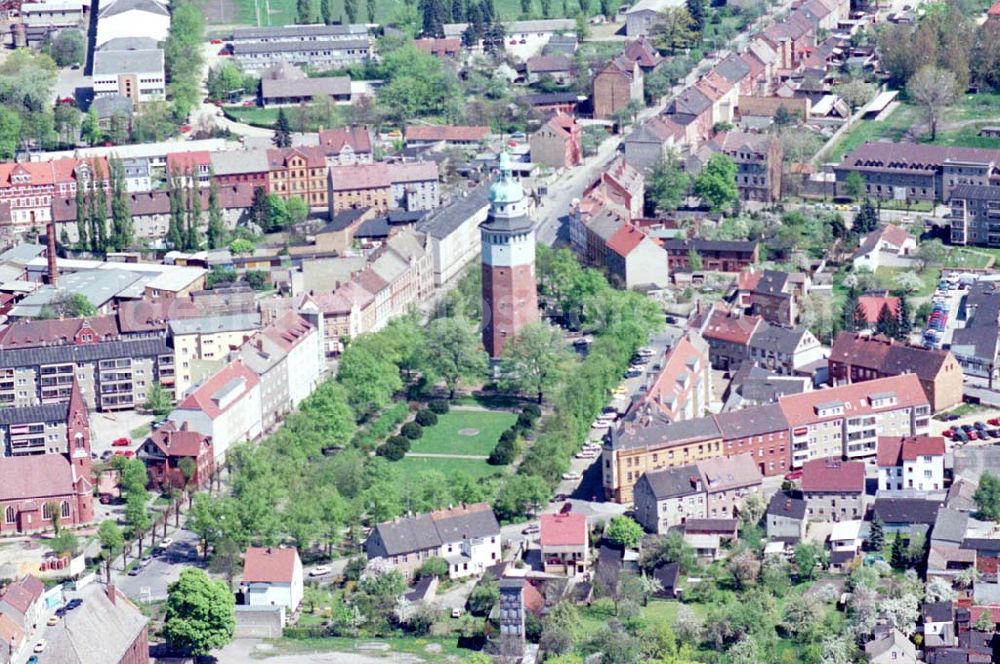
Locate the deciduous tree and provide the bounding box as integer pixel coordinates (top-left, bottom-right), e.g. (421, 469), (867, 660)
(907, 65), (957, 141)
(424, 316), (487, 399)
(164, 568), (236, 655)
(694, 153), (739, 212)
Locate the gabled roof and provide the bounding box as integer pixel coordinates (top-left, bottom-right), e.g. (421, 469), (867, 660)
(266, 146), (327, 169)
(638, 463), (702, 500)
(606, 223), (650, 258)
(44, 583), (149, 664)
(540, 512), (587, 547)
(800, 458), (865, 493)
(696, 453), (761, 492)
(0, 453), (81, 502)
(406, 125), (490, 142)
(714, 53), (751, 84)
(873, 497), (941, 525)
(669, 86), (712, 116)
(369, 503), (500, 556)
(144, 421), (211, 458)
(857, 295), (900, 324)
(526, 54), (573, 73)
(318, 126), (372, 155)
(622, 36), (663, 69)
(714, 403), (789, 439)
(748, 322), (814, 356)
(829, 332), (954, 382)
(778, 374), (928, 426)
(0, 315), (120, 348)
(329, 163), (391, 191)
(243, 546), (299, 584)
(876, 435), (945, 467)
(175, 360), (259, 420)
(767, 490), (806, 519)
(701, 308), (761, 345)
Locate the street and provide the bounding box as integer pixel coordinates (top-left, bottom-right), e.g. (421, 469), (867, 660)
(113, 526), (203, 602)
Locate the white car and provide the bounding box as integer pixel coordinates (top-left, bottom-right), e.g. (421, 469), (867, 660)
(562, 471), (582, 481)
(591, 418), (614, 429)
(34, 640), (46, 653)
(159, 537), (174, 548)
(636, 347), (655, 357)
(575, 450), (598, 459)
(309, 565), (331, 577)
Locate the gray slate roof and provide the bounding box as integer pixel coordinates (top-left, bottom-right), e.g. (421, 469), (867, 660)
(638, 463), (701, 500)
(44, 584), (148, 664)
(767, 490), (806, 520)
(749, 323), (809, 355)
(612, 412), (722, 451)
(168, 312), (260, 335)
(0, 337), (171, 369)
(714, 403), (789, 439)
(99, 0), (168, 18)
(0, 401), (68, 426)
(233, 39), (370, 55)
(931, 507), (969, 545)
(369, 505), (500, 557)
(261, 75), (351, 99)
(416, 185), (490, 239)
(93, 48), (163, 76)
(232, 23), (367, 41)
(714, 53), (751, 84)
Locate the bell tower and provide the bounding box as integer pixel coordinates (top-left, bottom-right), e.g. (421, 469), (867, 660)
(480, 152), (539, 358)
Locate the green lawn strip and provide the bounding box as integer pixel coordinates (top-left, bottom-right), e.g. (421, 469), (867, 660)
(828, 104), (916, 161)
(409, 410), (517, 456)
(130, 423), (151, 439)
(392, 454), (506, 480)
(873, 266), (939, 297)
(268, 635), (470, 661)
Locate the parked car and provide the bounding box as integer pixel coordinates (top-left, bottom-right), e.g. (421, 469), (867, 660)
(113, 450), (135, 458)
(962, 424), (975, 432)
(33, 641), (45, 654)
(988, 417), (1000, 426)
(624, 369), (642, 378)
(309, 566), (331, 577)
(66, 599), (82, 610)
(561, 472), (582, 481)
(975, 421), (988, 430)
(636, 347), (655, 357)
(451, 607), (464, 618)
(521, 524), (540, 535)
(969, 431), (980, 441)
(784, 470), (803, 481)
(127, 567), (141, 576)
(159, 537), (174, 548)
(942, 429), (954, 438)
(46, 616), (59, 626)
(111, 437), (130, 447)
(550, 493), (568, 503)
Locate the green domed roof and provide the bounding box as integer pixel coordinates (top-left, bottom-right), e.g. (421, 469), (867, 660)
(489, 151), (523, 204)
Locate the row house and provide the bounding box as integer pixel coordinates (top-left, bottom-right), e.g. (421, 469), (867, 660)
(694, 304), (762, 371)
(416, 184), (490, 287)
(386, 161), (440, 212)
(166, 151), (212, 187)
(760, 10), (815, 73)
(951, 281), (1000, 382)
(666, 87), (714, 148)
(231, 31), (372, 74)
(318, 126), (373, 166)
(301, 281), (375, 355)
(695, 71), (737, 127)
(540, 511), (589, 576)
(778, 373), (931, 467)
(876, 435), (946, 494)
(828, 332), (964, 412)
(737, 267), (808, 327)
(605, 223), (670, 289)
(328, 163), (391, 214)
(211, 150), (270, 191)
(0, 337), (174, 411)
(604, 401), (791, 503)
(599, 156), (645, 220)
(0, 379), (93, 534)
(800, 457), (865, 521)
(167, 359), (262, 462)
(404, 125), (490, 148)
(0, 158), (108, 230)
(767, 490), (807, 541)
(713, 131), (783, 203)
(365, 503), (501, 579)
(747, 322), (824, 375)
(169, 312), (260, 398)
(834, 142), (1000, 204)
(623, 115), (684, 173)
(662, 238), (759, 273)
(629, 333), (711, 423)
(267, 146), (329, 209)
(633, 452), (762, 533)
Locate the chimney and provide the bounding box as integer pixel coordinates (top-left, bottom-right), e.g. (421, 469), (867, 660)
(106, 583), (117, 605)
(180, 421), (189, 432)
(46, 221), (58, 287)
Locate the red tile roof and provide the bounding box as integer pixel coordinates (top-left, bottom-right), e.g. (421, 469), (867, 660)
(857, 295), (900, 324)
(0, 157), (95, 189)
(267, 146), (327, 170)
(635, 334), (705, 415)
(329, 163), (391, 191)
(243, 546), (299, 584)
(176, 360), (260, 420)
(386, 161), (438, 184)
(413, 37), (461, 56)
(622, 36), (663, 69)
(800, 458), (865, 493)
(0, 576), (44, 615)
(0, 453), (79, 502)
(606, 223), (648, 258)
(146, 421), (212, 458)
(701, 308), (762, 345)
(876, 435), (945, 467)
(166, 151), (211, 173)
(318, 126), (372, 155)
(545, 112), (580, 137)
(540, 512), (587, 547)
(261, 311), (314, 352)
(779, 374), (928, 426)
(0, 614), (23, 650)
(989, 0), (1000, 15)
(406, 125), (490, 142)
(0, 316), (120, 348)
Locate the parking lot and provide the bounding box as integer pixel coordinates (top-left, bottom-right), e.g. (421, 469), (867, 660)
(918, 273), (970, 349)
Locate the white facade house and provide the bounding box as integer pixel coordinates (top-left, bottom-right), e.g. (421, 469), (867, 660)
(241, 547), (304, 616)
(416, 185), (489, 286)
(876, 435), (946, 494)
(265, 311), (322, 409)
(167, 360), (263, 461)
(92, 39), (165, 103)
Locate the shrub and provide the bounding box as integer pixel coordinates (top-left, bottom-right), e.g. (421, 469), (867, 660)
(376, 442), (406, 461)
(387, 435), (410, 452)
(415, 409), (438, 427)
(401, 422), (423, 440)
(521, 404), (541, 419)
(344, 556), (367, 581)
(517, 412), (535, 431)
(429, 400), (450, 415)
(488, 439), (517, 465)
(499, 427), (518, 445)
(417, 556), (449, 579)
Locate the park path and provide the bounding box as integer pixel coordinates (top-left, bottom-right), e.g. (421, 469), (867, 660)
(406, 452), (489, 460)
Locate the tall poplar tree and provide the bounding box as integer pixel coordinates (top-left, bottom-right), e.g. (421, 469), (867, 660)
(166, 171), (184, 249)
(109, 157), (133, 251)
(74, 181), (88, 251)
(185, 172), (202, 251)
(207, 175), (225, 250)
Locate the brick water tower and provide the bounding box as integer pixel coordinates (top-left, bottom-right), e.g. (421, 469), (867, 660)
(481, 152), (539, 358)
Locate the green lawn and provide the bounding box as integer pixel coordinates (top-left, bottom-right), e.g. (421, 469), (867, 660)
(409, 410), (517, 456)
(270, 635), (472, 661)
(392, 455), (507, 480)
(942, 246), (993, 269)
(873, 266), (939, 297)
(223, 106), (280, 127)
(828, 104), (917, 161)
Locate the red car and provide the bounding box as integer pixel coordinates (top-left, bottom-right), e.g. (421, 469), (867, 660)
(113, 450), (135, 458)
(942, 429), (954, 438)
(969, 431), (980, 441)
(210, 38), (223, 44)
(988, 417), (1000, 426)
(111, 437), (130, 447)
(784, 470), (803, 481)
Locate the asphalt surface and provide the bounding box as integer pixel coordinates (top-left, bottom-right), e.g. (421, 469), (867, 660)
(114, 525), (203, 602)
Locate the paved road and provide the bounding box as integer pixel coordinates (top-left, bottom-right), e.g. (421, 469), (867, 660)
(114, 525), (203, 602)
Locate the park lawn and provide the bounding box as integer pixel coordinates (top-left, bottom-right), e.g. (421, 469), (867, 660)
(223, 106), (281, 127)
(873, 266), (939, 297)
(392, 454), (507, 480)
(942, 246), (993, 269)
(409, 409), (517, 456)
(921, 123), (1000, 149)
